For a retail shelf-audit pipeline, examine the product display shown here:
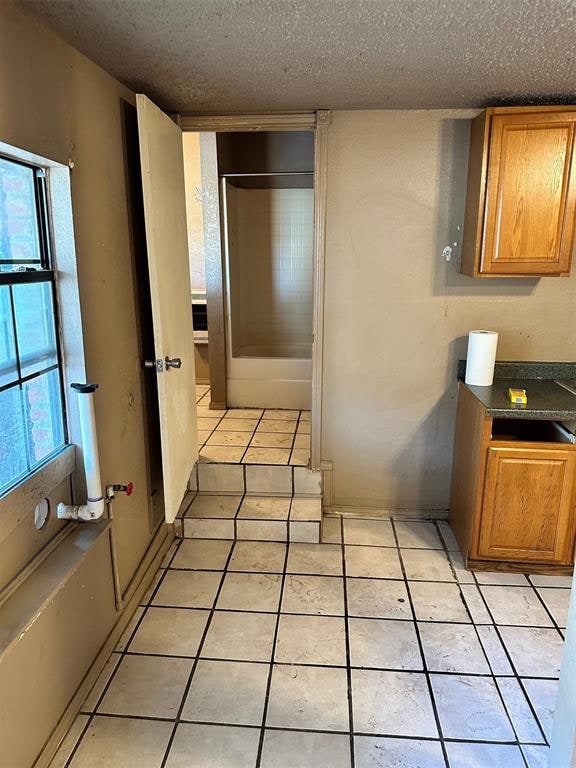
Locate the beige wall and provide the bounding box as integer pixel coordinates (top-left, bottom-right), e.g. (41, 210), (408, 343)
(183, 132), (206, 291)
(323, 110), (576, 512)
(0, 3), (165, 764)
(1, 1), (157, 591)
(194, 343), (210, 384)
(183, 134), (211, 383)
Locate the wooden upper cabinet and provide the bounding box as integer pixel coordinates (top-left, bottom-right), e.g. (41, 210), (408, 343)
(476, 444), (576, 564)
(461, 106), (576, 277)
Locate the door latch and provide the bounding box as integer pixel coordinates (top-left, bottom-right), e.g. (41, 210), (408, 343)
(144, 359), (164, 372)
(144, 357), (182, 372)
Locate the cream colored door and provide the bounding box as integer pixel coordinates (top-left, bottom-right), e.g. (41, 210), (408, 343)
(136, 94), (197, 523)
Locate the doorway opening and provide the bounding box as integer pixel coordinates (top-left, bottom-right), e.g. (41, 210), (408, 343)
(182, 128), (315, 468)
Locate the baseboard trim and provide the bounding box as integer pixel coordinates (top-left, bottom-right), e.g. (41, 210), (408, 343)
(467, 557), (574, 576)
(324, 505), (449, 521)
(34, 523), (175, 768)
(321, 465), (333, 508)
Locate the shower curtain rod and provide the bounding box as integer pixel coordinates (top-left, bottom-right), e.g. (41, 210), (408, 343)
(220, 171), (313, 178)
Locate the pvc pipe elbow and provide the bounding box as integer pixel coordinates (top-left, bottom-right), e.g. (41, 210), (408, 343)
(83, 498), (105, 521)
(57, 498), (104, 522)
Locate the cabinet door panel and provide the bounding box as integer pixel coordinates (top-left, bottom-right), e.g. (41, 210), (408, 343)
(478, 446), (576, 564)
(482, 112), (576, 275)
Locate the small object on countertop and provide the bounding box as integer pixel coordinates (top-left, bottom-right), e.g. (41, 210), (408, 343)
(508, 387), (527, 405)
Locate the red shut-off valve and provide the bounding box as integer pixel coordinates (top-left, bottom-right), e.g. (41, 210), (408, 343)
(106, 482), (134, 500)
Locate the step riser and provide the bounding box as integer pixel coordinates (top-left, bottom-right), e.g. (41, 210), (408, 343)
(177, 488), (323, 544)
(190, 463), (322, 496)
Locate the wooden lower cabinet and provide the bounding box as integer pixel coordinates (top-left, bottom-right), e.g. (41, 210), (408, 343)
(450, 384), (576, 573)
(475, 445), (576, 565)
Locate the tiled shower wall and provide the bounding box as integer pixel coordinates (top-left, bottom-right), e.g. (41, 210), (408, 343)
(228, 187), (314, 355)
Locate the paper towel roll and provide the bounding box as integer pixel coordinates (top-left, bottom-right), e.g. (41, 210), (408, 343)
(465, 330), (499, 386)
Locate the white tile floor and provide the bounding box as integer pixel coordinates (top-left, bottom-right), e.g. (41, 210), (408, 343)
(52, 518), (571, 768)
(195, 385), (311, 467)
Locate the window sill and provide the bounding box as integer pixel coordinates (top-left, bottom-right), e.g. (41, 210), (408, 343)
(0, 445), (76, 546)
(0, 518), (110, 660)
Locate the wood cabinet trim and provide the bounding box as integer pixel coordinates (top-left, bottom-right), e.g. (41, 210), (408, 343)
(488, 105), (576, 116)
(488, 439), (576, 452)
(461, 111), (491, 277)
(449, 383), (492, 557)
(466, 558), (574, 575)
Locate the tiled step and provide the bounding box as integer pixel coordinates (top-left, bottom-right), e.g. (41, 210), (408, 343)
(190, 462), (322, 497)
(176, 493), (322, 543)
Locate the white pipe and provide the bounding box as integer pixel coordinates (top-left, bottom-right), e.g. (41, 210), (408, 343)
(57, 383), (104, 522)
(106, 497), (124, 610)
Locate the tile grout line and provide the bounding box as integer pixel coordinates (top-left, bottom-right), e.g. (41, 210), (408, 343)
(287, 464), (295, 542)
(440, 525), (550, 757)
(472, 572), (558, 746)
(475, 576), (565, 634)
(158, 540), (238, 768)
(64, 540), (185, 766)
(288, 409), (302, 467)
(111, 647), (561, 680)
(196, 388), (225, 455)
(59, 706), (553, 745)
(254, 539), (291, 767)
(199, 404), (309, 467)
(431, 522), (537, 764)
(390, 518), (450, 768)
(155, 559), (559, 586)
(181, 524), (497, 553)
(469, 567), (552, 752)
(178, 490), (198, 539)
(61, 713), (92, 766)
(130, 598), (570, 639)
(240, 408), (295, 465)
(199, 397), (292, 462)
(152, 550), (567, 642)
(233, 486), (248, 541)
(102, 645), (558, 682)
(529, 580), (567, 639)
(340, 515), (356, 768)
(239, 407), (267, 465)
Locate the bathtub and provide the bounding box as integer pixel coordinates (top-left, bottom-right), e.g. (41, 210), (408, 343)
(221, 179), (314, 410)
(226, 343), (312, 409)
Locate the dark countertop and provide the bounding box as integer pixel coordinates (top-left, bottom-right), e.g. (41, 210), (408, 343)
(458, 361), (576, 420)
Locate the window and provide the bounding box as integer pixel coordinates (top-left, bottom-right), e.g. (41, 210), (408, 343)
(0, 156), (66, 496)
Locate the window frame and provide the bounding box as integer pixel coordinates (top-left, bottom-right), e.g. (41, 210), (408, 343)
(0, 154), (68, 497)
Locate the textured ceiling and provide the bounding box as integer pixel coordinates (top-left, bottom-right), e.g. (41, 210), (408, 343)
(17, 0), (576, 113)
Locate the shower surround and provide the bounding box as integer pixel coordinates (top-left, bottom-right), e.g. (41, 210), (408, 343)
(223, 183), (313, 409)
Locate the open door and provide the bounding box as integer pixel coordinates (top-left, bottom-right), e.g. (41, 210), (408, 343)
(136, 94), (197, 523)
